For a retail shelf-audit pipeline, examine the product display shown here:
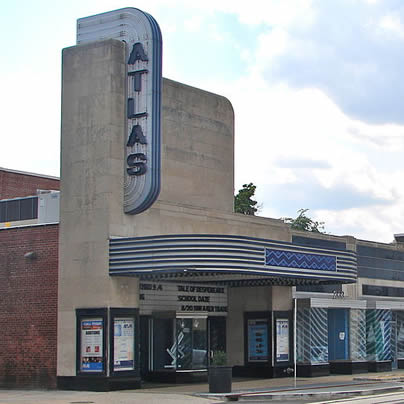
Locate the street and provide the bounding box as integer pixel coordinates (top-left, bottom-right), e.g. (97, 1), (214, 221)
(229, 391), (404, 404)
(316, 391), (404, 403)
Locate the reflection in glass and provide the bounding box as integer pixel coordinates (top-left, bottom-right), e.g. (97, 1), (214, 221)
(153, 318), (174, 370)
(366, 309), (392, 361)
(296, 308), (328, 363)
(176, 318), (207, 369)
(350, 309), (366, 361)
(397, 311), (404, 359)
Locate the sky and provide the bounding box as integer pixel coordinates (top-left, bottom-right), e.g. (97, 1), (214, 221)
(1, 0), (404, 243)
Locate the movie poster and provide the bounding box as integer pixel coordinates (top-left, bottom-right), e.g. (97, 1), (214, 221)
(248, 319), (269, 361)
(80, 318), (104, 372)
(113, 318), (135, 371)
(276, 318), (289, 362)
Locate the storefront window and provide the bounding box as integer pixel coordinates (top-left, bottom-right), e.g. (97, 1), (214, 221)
(350, 309), (366, 361)
(396, 311), (404, 359)
(152, 316), (207, 371)
(296, 307), (328, 363)
(366, 309), (392, 361)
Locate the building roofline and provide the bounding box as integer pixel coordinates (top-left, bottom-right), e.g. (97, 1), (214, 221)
(0, 167), (59, 181)
(0, 222), (59, 231)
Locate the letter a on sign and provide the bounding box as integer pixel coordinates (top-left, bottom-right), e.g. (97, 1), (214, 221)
(128, 43), (148, 64)
(77, 8), (162, 214)
(127, 125), (147, 146)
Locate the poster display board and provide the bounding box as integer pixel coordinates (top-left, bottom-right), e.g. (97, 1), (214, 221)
(80, 318), (104, 372)
(247, 319), (269, 362)
(113, 317), (135, 371)
(276, 318), (289, 362)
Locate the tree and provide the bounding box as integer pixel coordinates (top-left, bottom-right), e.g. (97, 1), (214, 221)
(282, 209), (325, 233)
(234, 183), (258, 215)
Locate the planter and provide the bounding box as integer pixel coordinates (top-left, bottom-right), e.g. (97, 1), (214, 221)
(208, 366), (232, 393)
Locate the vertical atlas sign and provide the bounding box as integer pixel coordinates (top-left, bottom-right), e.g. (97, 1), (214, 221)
(77, 8), (162, 214)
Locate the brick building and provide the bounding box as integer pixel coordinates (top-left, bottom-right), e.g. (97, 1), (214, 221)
(0, 168), (59, 388)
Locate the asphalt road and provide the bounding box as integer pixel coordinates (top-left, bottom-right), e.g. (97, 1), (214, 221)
(316, 391), (404, 403)
(228, 391), (404, 403)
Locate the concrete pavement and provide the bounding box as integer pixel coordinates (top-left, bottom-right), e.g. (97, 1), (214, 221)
(2, 370), (404, 403)
(0, 389), (216, 404)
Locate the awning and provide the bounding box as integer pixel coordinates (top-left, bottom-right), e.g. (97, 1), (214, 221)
(109, 234), (357, 286)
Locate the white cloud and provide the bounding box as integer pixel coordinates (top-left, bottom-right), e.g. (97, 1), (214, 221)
(379, 14), (404, 38)
(206, 57), (404, 242)
(184, 15), (205, 32)
(3, 0), (404, 243)
(209, 0), (316, 28)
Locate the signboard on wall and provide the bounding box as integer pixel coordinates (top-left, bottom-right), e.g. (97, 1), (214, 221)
(139, 281), (228, 316)
(77, 8), (162, 214)
(80, 318), (104, 372)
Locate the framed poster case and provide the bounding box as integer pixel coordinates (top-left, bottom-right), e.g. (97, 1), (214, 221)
(109, 308), (139, 377)
(244, 312), (272, 366)
(273, 311), (293, 368)
(76, 308), (107, 376)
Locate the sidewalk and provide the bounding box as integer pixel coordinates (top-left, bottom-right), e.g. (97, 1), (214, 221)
(2, 370), (404, 403)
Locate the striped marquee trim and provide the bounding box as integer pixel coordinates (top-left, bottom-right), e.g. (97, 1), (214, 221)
(109, 234), (357, 283)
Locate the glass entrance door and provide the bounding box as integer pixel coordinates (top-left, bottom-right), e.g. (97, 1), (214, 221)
(143, 314), (226, 373)
(152, 317), (175, 370)
(176, 317), (207, 370)
(208, 317), (226, 364)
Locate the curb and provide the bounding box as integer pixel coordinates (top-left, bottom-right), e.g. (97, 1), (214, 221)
(195, 384), (404, 401)
(354, 376), (404, 382)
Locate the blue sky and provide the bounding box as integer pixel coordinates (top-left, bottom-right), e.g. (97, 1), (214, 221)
(2, 0), (404, 243)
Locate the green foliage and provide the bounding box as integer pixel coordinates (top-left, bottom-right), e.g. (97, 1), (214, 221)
(282, 209), (325, 233)
(234, 183), (258, 215)
(211, 350), (227, 366)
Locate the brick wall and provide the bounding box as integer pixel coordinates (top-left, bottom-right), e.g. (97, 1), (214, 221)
(0, 169), (60, 199)
(0, 224), (58, 388)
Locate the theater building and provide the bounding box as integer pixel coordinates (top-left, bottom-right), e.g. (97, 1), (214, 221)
(3, 7), (404, 392)
(55, 7), (356, 390)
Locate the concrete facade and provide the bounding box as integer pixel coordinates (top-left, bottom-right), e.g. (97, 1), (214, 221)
(60, 34), (396, 389)
(58, 39), (295, 379)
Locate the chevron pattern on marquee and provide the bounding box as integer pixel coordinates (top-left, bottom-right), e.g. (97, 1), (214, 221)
(265, 248), (336, 272)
